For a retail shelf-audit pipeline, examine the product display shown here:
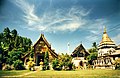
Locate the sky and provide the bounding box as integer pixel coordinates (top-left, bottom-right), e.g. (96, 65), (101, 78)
(0, 0), (120, 54)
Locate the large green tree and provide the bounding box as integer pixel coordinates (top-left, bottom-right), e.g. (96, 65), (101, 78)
(87, 42), (98, 65)
(0, 27), (33, 70)
(11, 29), (17, 39)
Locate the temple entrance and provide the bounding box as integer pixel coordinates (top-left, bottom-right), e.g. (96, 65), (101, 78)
(36, 52), (45, 66)
(80, 61), (83, 67)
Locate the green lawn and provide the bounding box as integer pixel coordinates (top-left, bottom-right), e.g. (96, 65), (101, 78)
(0, 69), (120, 78)
(0, 70), (30, 77)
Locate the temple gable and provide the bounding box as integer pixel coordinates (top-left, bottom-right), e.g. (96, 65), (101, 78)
(33, 34), (58, 66)
(71, 44), (89, 69)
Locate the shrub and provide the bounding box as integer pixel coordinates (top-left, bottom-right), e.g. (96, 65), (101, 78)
(0, 54), (2, 70)
(2, 64), (12, 70)
(72, 64), (76, 70)
(113, 58), (120, 70)
(52, 58), (62, 70)
(67, 62), (73, 70)
(115, 62), (120, 70)
(13, 60), (25, 70)
(59, 53), (73, 70)
(27, 58), (35, 71)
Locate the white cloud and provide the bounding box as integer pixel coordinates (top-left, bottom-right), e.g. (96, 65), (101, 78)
(11, 0), (40, 25)
(11, 0), (109, 38)
(52, 21), (84, 32)
(68, 6), (91, 17)
(11, 0), (91, 33)
(9, 0), (110, 40)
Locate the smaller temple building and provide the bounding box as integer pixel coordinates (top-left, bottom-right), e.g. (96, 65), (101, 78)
(71, 44), (89, 69)
(94, 27), (120, 69)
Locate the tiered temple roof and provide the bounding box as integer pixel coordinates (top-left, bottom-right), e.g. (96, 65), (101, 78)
(71, 44), (89, 57)
(98, 27), (116, 49)
(94, 27), (120, 69)
(33, 34), (58, 58)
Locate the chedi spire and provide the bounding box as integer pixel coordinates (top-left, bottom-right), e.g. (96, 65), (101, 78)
(98, 27), (115, 49)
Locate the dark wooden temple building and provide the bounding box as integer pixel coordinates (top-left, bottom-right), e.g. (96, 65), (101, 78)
(71, 44), (89, 69)
(33, 34), (58, 66)
(71, 44), (89, 58)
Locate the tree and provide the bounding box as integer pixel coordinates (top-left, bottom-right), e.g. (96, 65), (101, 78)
(89, 48), (98, 53)
(19, 36), (23, 47)
(14, 36), (19, 48)
(7, 50), (22, 65)
(11, 29), (17, 39)
(52, 58), (61, 70)
(87, 42), (98, 65)
(51, 53), (73, 70)
(0, 27), (33, 70)
(44, 51), (49, 70)
(0, 49), (3, 69)
(0, 40), (3, 69)
(3, 27), (11, 39)
(26, 38), (32, 47)
(30, 47), (34, 58)
(92, 42), (97, 49)
(59, 53), (73, 70)
(2, 28), (11, 51)
(0, 33), (3, 42)
(0, 27), (33, 69)
(87, 52), (97, 64)
(13, 60), (24, 70)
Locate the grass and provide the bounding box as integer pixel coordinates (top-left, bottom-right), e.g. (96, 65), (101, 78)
(0, 69), (120, 78)
(0, 70), (30, 77)
(27, 69), (120, 78)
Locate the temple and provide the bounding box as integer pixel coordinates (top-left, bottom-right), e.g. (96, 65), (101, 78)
(33, 34), (58, 66)
(98, 27), (116, 57)
(71, 44), (89, 69)
(94, 27), (120, 69)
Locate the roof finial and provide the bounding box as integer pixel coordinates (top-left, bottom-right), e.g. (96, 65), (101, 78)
(81, 41), (82, 44)
(104, 26), (107, 33)
(41, 31), (44, 36)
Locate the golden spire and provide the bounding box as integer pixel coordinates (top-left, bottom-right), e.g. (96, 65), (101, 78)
(104, 26), (107, 34)
(100, 27), (114, 45)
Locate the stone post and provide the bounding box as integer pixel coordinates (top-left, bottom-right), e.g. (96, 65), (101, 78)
(39, 59), (44, 70)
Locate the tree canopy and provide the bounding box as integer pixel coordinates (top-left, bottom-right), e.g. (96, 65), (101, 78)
(0, 27), (33, 70)
(87, 42), (98, 65)
(52, 53), (73, 70)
